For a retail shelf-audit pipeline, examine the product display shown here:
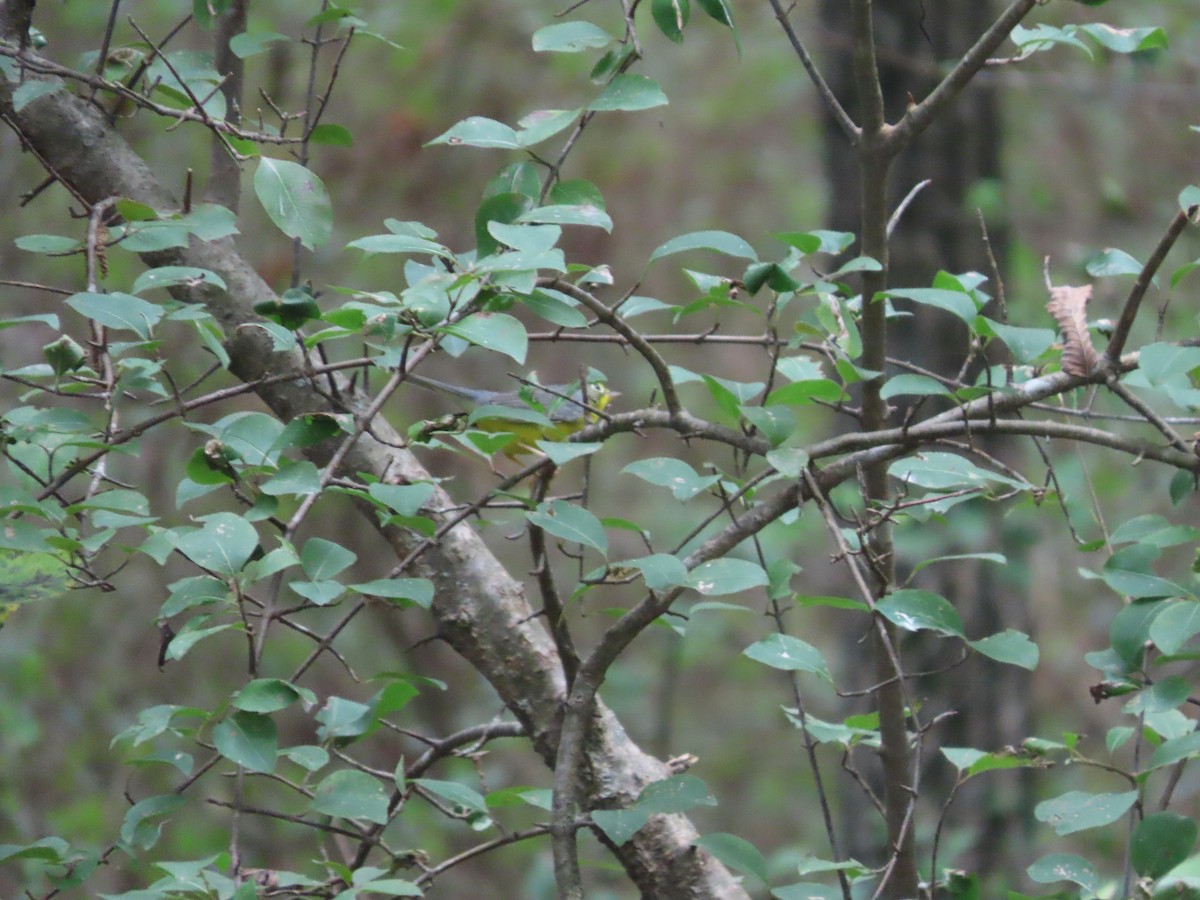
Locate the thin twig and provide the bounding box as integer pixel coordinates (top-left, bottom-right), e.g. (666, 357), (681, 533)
(765, 0), (858, 142)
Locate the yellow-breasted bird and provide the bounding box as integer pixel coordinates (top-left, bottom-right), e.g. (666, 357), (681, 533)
(407, 373), (616, 456)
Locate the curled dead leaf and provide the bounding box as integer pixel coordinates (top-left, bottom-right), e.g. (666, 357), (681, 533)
(1046, 285), (1099, 377)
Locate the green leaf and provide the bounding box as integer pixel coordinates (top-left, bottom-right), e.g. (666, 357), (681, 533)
(349, 578), (434, 608)
(772, 884), (842, 900)
(743, 261), (802, 295)
(346, 233), (452, 258)
(1079, 23), (1167, 54)
(12, 78), (64, 112)
(941, 747), (1031, 777)
(0, 837), (71, 866)
(592, 807), (652, 845)
(1139, 342), (1200, 385)
(889, 452), (1025, 492)
(880, 374), (952, 400)
(413, 778), (488, 815)
(367, 482), (435, 517)
(16, 234), (82, 254)
(160, 575), (228, 617)
(650, 229), (757, 263)
(213, 711), (278, 773)
(1104, 546), (1182, 601)
(695, 0), (734, 28)
(638, 775), (716, 814)
(232, 679), (311, 714)
(1034, 789), (1138, 835)
(1111, 599), (1169, 667)
(300, 537), (356, 581)
(0, 550), (71, 625)
(443, 312), (528, 364)
(687, 559), (768, 596)
(968, 629), (1039, 670)
(527, 500), (608, 555)
(623, 554), (689, 591)
(1151, 601), (1200, 655)
(119, 794), (186, 849)
(309, 123), (354, 146)
(884, 287), (978, 324)
(1150, 731), (1200, 770)
(652, 0), (690, 43)
(743, 634), (831, 681)
(428, 115), (521, 149)
(521, 289), (588, 328)
(739, 404), (794, 447)
(221, 412), (286, 466)
(132, 266), (227, 295)
(692, 833), (767, 883)
(531, 21), (612, 53)
(316, 696), (373, 743)
(290, 580), (345, 606)
(165, 619), (237, 662)
(475, 193), (536, 255)
(66, 291), (163, 339)
(877, 589), (964, 637)
(1026, 853), (1100, 894)
(622, 457), (719, 501)
(911, 552), (1006, 575)
(1127, 676), (1191, 714)
(175, 203), (239, 240)
(588, 74), (669, 112)
(766, 447), (809, 478)
(1133, 814), (1199, 879)
(255, 286), (321, 329)
(0, 312), (59, 331)
(977, 319), (1057, 364)
(228, 30), (289, 58)
(488, 222), (561, 253)
(173, 513), (259, 576)
(519, 203), (613, 231)
(515, 108), (580, 147)
(1086, 247), (1143, 277)
(485, 162), (540, 199)
(254, 158), (332, 250)
(261, 460), (322, 496)
(310, 770), (390, 824)
(533, 441), (602, 465)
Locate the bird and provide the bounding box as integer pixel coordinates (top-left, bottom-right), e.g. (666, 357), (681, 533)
(406, 373), (616, 456)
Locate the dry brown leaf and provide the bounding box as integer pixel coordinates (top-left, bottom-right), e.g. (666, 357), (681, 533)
(1046, 285), (1099, 377)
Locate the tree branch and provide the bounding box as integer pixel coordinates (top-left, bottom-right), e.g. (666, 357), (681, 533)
(1105, 206), (1193, 362)
(889, 0), (1039, 154)
(765, 0), (858, 142)
(0, 39), (748, 900)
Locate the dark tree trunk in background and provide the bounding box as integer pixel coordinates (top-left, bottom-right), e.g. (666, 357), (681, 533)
(819, 1), (1034, 881)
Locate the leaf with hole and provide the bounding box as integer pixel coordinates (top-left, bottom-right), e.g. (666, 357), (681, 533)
(687, 559), (768, 596)
(532, 21), (612, 53)
(743, 634), (831, 681)
(877, 589), (964, 637)
(1026, 853), (1100, 894)
(1034, 789), (1137, 835)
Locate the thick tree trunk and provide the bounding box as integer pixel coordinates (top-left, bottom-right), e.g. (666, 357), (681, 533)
(820, 0), (1033, 880)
